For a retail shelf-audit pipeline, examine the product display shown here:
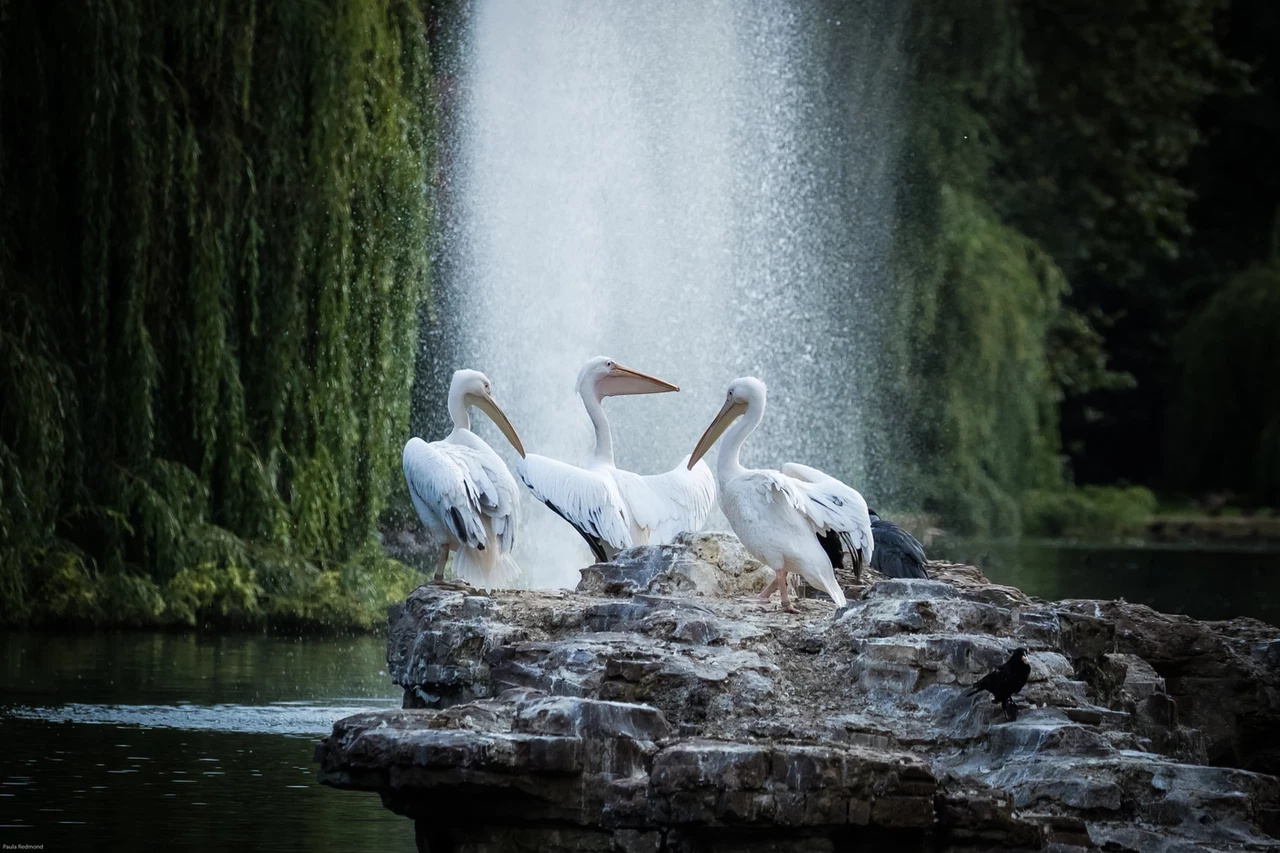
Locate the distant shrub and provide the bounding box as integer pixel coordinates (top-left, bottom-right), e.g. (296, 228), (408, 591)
(1169, 262), (1280, 503)
(1022, 485), (1157, 537)
(166, 563), (263, 627)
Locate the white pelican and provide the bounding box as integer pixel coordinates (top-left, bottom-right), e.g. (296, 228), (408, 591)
(403, 369), (526, 590)
(517, 357), (717, 562)
(686, 377), (873, 612)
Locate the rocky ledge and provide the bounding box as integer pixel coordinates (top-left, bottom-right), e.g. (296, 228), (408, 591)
(316, 534), (1280, 852)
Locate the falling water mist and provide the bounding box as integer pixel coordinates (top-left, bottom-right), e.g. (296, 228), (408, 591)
(423, 1), (910, 586)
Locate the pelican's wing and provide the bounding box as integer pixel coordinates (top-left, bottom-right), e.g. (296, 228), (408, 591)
(402, 437), (489, 550)
(613, 455), (717, 545)
(456, 440), (522, 554)
(869, 518), (928, 579)
(779, 462), (875, 576)
(732, 469), (846, 605)
(516, 454), (633, 561)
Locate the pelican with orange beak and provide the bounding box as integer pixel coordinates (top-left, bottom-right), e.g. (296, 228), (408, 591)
(687, 377), (872, 612)
(518, 356), (717, 562)
(403, 369), (527, 590)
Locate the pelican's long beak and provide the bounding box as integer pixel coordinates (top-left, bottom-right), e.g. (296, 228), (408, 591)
(687, 398), (747, 469)
(596, 363), (680, 398)
(473, 392), (526, 458)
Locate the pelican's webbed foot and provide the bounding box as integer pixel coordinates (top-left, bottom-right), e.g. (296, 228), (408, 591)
(430, 577), (475, 592)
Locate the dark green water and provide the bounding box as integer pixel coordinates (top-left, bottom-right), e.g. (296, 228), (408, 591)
(0, 632), (415, 853)
(932, 538), (1280, 626)
(3, 542), (1277, 852)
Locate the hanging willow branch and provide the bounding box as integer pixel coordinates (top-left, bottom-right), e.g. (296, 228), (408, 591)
(0, 0), (433, 626)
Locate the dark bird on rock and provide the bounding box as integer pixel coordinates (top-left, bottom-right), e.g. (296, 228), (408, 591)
(968, 648), (1031, 720)
(867, 508), (929, 579)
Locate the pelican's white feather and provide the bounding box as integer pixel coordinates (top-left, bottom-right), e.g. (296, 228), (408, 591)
(779, 462), (875, 568)
(450, 430), (522, 555)
(718, 469), (847, 605)
(401, 369), (525, 590)
(402, 437), (491, 550)
(612, 455), (717, 545)
(517, 453), (634, 553)
(519, 357), (717, 563)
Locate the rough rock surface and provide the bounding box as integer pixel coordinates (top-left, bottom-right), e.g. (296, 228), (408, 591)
(317, 533), (1280, 852)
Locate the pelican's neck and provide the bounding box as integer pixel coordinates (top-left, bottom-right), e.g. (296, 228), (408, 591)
(580, 381), (615, 468)
(717, 398), (764, 485)
(447, 383), (472, 433)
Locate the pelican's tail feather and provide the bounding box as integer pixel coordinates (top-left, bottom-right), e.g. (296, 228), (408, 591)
(806, 561), (847, 608)
(453, 546), (523, 592)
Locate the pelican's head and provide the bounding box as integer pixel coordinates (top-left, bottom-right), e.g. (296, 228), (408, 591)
(577, 356), (680, 400)
(687, 377), (766, 469)
(451, 369), (526, 457)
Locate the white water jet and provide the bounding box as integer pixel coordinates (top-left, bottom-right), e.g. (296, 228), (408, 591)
(435, 1), (907, 586)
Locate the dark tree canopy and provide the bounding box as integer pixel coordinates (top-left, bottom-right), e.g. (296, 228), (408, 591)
(873, 0), (1273, 529)
(1169, 255), (1280, 502)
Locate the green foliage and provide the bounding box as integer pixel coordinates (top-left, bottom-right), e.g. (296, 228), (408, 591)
(877, 0), (1239, 531)
(891, 177), (1068, 533)
(0, 0), (433, 629)
(881, 9), (1069, 533)
(1023, 485), (1158, 537)
(167, 564), (262, 628)
(994, 0), (1243, 286)
(994, 0), (1253, 488)
(1169, 255), (1280, 502)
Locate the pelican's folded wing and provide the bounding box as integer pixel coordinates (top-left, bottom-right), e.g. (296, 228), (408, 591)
(779, 462), (875, 571)
(403, 437), (489, 550)
(615, 455), (717, 545)
(516, 454), (633, 561)
(452, 442), (522, 555)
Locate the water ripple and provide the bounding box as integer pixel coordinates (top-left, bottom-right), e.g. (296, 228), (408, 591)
(2, 699), (397, 736)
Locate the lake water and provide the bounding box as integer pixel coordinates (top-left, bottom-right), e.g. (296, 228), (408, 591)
(932, 538), (1280, 627)
(2, 541), (1277, 852)
(0, 633), (415, 853)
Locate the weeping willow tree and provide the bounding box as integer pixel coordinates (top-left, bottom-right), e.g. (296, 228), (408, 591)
(871, 4), (1072, 533)
(0, 0), (433, 626)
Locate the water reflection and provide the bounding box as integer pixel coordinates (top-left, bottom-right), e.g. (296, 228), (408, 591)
(4, 542), (1275, 849)
(0, 632), (414, 853)
(933, 538), (1280, 626)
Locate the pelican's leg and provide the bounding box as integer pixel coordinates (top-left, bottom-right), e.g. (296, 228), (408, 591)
(777, 569), (799, 614)
(756, 574), (781, 602)
(430, 548), (473, 591)
(432, 546), (449, 583)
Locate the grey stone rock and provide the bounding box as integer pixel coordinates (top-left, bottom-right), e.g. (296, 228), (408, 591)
(1060, 600), (1280, 774)
(320, 534), (1280, 853)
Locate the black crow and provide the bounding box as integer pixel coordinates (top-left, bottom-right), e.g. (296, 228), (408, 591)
(867, 508), (929, 579)
(968, 648), (1031, 720)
